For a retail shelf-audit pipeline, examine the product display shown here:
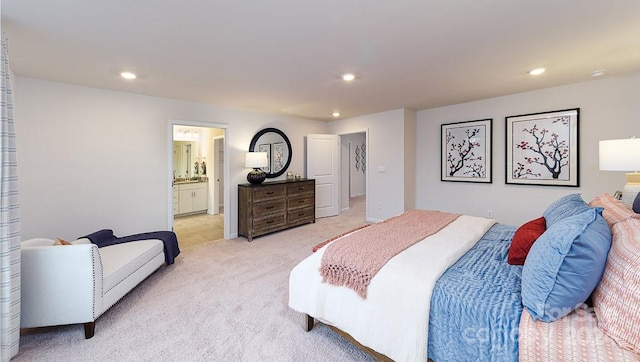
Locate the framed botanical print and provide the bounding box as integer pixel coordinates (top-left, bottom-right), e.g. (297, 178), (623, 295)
(258, 144), (271, 173)
(441, 118), (492, 183)
(506, 108), (579, 186)
(272, 142), (285, 173)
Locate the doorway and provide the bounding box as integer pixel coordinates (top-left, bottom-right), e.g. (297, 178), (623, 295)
(169, 121), (229, 248)
(340, 131), (367, 214)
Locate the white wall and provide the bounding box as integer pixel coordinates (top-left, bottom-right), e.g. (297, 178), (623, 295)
(416, 72), (640, 226)
(14, 77), (328, 240)
(403, 109), (417, 210)
(17, 72), (638, 239)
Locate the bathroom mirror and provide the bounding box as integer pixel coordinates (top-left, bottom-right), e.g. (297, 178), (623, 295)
(173, 140), (199, 179)
(249, 128), (292, 178)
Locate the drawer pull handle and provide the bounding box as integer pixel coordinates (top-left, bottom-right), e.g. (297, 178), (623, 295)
(298, 213), (305, 216)
(266, 206), (274, 209)
(266, 220), (274, 224)
(298, 187), (304, 191)
(266, 192), (274, 195)
(298, 200), (305, 204)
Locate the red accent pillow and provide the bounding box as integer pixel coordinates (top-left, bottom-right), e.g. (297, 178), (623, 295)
(508, 217), (547, 265)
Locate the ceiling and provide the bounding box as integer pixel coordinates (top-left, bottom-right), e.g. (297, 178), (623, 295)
(2, 1), (640, 121)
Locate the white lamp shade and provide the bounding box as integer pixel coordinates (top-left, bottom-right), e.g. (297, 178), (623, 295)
(245, 152), (268, 168)
(599, 138), (640, 171)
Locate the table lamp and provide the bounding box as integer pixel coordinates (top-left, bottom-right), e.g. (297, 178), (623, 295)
(599, 137), (640, 207)
(245, 152), (268, 185)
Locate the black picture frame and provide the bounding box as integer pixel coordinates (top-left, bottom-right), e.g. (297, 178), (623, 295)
(258, 144), (271, 173)
(441, 118), (492, 183)
(505, 108), (579, 187)
(249, 127), (292, 178)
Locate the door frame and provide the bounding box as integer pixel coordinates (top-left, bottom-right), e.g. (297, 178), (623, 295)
(212, 135), (225, 215)
(167, 119), (231, 240)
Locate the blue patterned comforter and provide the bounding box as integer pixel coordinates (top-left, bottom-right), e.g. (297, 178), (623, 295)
(428, 224), (522, 362)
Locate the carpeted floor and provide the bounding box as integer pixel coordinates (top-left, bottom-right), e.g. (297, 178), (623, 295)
(15, 197), (375, 361)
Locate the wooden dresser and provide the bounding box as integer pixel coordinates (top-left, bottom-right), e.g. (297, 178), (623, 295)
(238, 179), (315, 241)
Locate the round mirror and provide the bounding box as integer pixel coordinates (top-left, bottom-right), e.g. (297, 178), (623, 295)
(249, 128), (292, 178)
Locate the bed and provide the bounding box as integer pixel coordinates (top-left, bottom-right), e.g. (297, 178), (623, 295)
(427, 224), (522, 361)
(288, 193), (640, 362)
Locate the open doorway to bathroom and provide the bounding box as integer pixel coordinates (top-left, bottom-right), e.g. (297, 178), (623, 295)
(340, 132), (367, 218)
(171, 124), (226, 249)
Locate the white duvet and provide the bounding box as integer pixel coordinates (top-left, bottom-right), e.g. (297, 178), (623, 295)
(288, 215), (496, 362)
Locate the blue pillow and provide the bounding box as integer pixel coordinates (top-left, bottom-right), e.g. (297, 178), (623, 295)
(522, 207), (612, 322)
(543, 193), (591, 227)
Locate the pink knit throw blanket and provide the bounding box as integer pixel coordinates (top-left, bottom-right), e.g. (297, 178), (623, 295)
(320, 209), (461, 299)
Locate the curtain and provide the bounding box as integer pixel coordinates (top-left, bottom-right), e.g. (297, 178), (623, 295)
(0, 30), (21, 361)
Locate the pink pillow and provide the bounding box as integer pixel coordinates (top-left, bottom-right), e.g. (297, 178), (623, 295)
(593, 218), (640, 353)
(589, 193), (639, 227)
(507, 217), (546, 265)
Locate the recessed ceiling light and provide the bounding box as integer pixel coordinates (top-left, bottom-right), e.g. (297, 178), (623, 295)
(332, 112), (341, 117)
(528, 68), (546, 76)
(591, 69), (606, 77)
(341, 73), (355, 81)
(120, 72), (137, 80)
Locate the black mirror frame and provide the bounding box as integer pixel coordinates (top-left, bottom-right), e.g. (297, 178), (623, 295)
(249, 127), (292, 178)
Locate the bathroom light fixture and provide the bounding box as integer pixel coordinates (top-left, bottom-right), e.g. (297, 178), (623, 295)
(173, 128), (200, 141)
(591, 69), (606, 77)
(599, 137), (640, 207)
(332, 112), (340, 117)
(528, 68), (546, 76)
(341, 73), (355, 81)
(245, 152), (269, 185)
(120, 72), (137, 80)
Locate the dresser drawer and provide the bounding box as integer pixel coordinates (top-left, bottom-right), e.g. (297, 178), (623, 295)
(288, 207), (315, 225)
(252, 199), (286, 216)
(238, 179), (315, 241)
(252, 214), (286, 232)
(287, 195), (314, 210)
(252, 185), (286, 201)
(287, 181), (314, 197)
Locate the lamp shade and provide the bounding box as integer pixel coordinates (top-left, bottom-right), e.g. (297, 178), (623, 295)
(599, 138), (640, 207)
(245, 152), (268, 168)
(599, 138), (640, 171)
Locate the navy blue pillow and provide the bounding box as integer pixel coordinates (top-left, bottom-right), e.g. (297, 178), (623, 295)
(522, 208), (612, 322)
(633, 192), (640, 213)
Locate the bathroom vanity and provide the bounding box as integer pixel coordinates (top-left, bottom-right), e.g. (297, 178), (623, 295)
(173, 181), (208, 215)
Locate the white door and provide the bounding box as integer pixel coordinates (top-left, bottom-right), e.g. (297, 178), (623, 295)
(307, 134), (340, 218)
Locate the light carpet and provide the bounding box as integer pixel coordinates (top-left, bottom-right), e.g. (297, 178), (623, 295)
(14, 198), (376, 361)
